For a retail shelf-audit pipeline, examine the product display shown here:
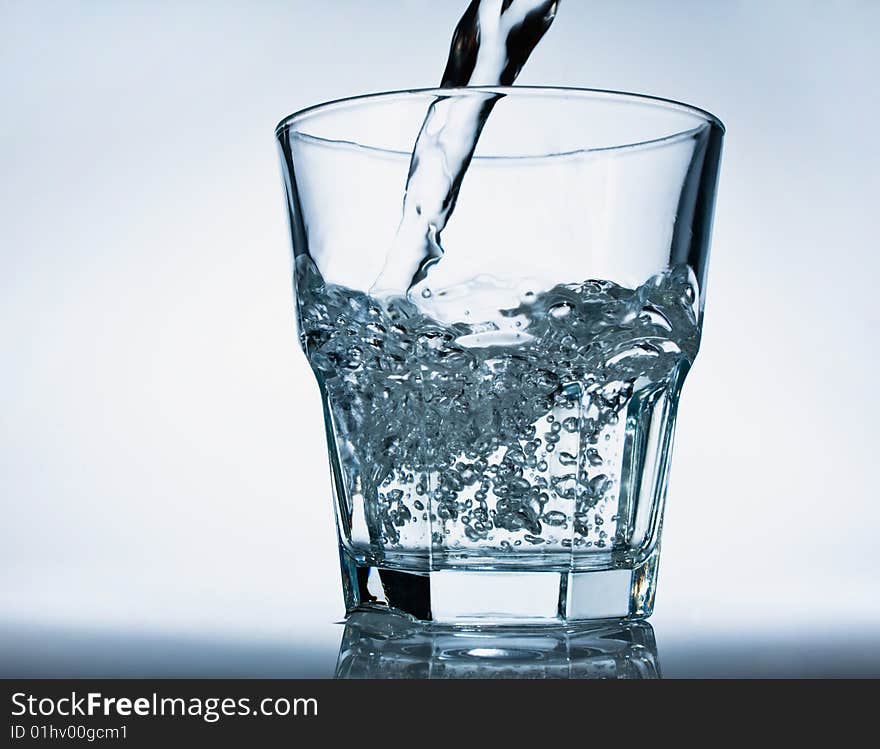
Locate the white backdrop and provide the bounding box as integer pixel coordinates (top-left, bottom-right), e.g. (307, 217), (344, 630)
(2, 1), (878, 662)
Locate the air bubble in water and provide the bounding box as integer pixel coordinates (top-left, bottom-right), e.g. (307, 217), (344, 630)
(549, 302), (573, 319)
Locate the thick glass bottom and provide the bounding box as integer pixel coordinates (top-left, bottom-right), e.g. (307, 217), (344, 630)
(336, 609), (660, 678)
(339, 545), (660, 625)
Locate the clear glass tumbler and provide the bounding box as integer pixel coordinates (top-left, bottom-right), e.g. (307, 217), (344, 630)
(276, 87), (723, 624)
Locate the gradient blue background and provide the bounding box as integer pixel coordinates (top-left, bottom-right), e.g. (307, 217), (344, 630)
(2, 1), (878, 676)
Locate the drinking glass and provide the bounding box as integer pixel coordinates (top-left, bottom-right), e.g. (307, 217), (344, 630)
(276, 87), (724, 624)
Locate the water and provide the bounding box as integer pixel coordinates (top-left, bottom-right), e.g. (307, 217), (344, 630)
(299, 1), (698, 566)
(300, 256), (699, 562)
(371, 0), (559, 295)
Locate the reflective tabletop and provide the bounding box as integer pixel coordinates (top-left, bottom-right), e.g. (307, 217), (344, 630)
(3, 610), (878, 679)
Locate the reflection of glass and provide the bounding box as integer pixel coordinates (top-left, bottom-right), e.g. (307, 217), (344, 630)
(335, 611), (660, 679)
(277, 88), (724, 624)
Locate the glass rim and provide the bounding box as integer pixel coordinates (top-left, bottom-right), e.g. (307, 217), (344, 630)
(274, 85), (725, 154)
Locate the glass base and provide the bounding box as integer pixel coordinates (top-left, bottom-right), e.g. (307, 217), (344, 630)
(336, 609), (660, 678)
(339, 546), (660, 625)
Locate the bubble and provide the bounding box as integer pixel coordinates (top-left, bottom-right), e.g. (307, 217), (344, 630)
(549, 302), (573, 318)
(421, 288), (432, 298)
(344, 346), (363, 369)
